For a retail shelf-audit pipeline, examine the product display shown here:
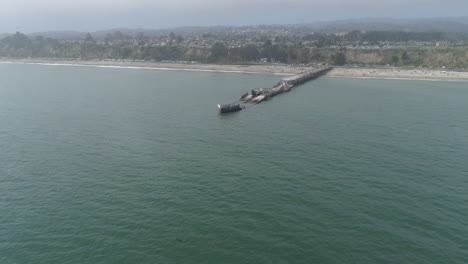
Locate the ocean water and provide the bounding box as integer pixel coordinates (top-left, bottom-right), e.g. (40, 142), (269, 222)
(0, 63), (467, 263)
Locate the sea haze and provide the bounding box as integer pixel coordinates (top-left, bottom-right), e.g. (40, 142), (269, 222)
(0, 63), (467, 263)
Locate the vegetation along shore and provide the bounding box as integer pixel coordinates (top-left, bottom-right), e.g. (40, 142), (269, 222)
(2, 20), (468, 81)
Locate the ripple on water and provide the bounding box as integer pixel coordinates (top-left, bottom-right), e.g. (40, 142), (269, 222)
(0, 64), (467, 263)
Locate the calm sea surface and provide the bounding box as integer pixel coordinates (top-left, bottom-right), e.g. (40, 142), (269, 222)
(1, 63), (467, 263)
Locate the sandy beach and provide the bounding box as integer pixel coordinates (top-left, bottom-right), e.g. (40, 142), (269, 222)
(329, 67), (468, 81)
(1, 58), (468, 81)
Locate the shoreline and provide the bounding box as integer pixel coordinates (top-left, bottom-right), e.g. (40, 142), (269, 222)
(1, 58), (468, 82)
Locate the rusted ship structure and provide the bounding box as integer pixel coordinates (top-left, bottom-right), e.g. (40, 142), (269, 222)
(217, 66), (332, 113)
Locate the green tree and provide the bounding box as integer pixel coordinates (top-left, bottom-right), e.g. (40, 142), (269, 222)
(113, 31), (124, 40)
(262, 45), (287, 63)
(274, 36), (282, 44)
(2, 32), (31, 49)
(209, 42), (228, 62)
(175, 35), (184, 44)
(35, 35), (44, 43)
(333, 52), (346, 66)
(401, 51), (409, 61)
(85, 33), (94, 42)
(263, 39), (272, 48)
(169, 32), (176, 40)
(136, 32), (148, 42)
(239, 45), (259, 61)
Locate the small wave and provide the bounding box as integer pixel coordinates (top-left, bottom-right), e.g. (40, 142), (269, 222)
(0, 61), (293, 76)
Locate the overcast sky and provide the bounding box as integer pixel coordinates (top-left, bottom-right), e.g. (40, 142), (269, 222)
(1, 0), (467, 32)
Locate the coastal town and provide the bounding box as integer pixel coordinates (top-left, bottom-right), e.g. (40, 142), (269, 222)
(28, 25), (468, 49)
(1, 23), (468, 69)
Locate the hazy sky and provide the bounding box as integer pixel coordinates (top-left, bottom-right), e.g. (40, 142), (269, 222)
(1, 0), (467, 32)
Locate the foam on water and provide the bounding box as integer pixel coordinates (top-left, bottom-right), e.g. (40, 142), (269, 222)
(0, 61), (293, 76)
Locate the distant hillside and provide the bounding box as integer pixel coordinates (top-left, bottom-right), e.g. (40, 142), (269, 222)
(28, 31), (87, 40)
(25, 26), (238, 40)
(8, 17), (468, 40)
(299, 17), (468, 33)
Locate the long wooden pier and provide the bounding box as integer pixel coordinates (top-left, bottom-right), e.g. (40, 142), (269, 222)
(218, 66), (332, 113)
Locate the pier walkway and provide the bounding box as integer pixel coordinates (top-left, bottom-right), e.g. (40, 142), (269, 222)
(218, 66), (332, 113)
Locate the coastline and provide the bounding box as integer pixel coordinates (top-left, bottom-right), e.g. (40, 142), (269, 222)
(329, 67), (468, 82)
(1, 58), (468, 81)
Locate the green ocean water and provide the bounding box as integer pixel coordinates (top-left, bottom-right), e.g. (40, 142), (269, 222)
(0, 63), (467, 263)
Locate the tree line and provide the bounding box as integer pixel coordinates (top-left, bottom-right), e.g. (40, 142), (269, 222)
(0, 32), (321, 64)
(304, 30), (467, 47)
(1, 32), (467, 67)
